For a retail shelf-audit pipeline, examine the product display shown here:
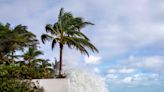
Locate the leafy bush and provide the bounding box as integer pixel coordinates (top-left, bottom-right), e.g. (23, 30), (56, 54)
(0, 65), (45, 92)
(0, 62), (56, 92)
(0, 63), (54, 79)
(0, 78), (44, 92)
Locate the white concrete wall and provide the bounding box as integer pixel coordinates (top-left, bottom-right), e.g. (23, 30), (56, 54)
(33, 79), (70, 92)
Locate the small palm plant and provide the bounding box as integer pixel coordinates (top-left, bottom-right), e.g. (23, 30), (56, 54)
(41, 8), (99, 78)
(23, 47), (43, 67)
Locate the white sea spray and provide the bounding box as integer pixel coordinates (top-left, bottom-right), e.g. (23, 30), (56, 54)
(67, 69), (109, 92)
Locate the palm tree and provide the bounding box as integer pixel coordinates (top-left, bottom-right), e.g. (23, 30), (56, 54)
(9, 25), (38, 63)
(0, 23), (38, 64)
(39, 59), (51, 69)
(23, 47), (43, 67)
(41, 8), (99, 77)
(0, 23), (11, 63)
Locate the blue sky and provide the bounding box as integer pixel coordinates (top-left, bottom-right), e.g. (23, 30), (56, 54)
(0, 0), (164, 92)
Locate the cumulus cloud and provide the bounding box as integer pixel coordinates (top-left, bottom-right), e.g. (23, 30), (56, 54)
(87, 0), (164, 59)
(108, 68), (136, 74)
(106, 72), (160, 86)
(106, 74), (118, 81)
(123, 55), (164, 73)
(122, 77), (134, 84)
(121, 73), (160, 85)
(84, 55), (102, 64)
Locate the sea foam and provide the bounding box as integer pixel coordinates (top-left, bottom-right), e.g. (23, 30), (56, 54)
(67, 69), (109, 92)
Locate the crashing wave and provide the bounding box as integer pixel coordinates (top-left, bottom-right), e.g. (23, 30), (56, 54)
(67, 69), (109, 92)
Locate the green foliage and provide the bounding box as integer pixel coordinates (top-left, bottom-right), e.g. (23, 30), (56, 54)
(0, 64), (45, 92)
(0, 78), (44, 92)
(0, 23), (38, 64)
(0, 22), (54, 79)
(0, 63), (54, 79)
(23, 47), (43, 63)
(0, 62), (54, 92)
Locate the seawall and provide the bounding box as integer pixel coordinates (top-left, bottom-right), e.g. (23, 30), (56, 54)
(33, 79), (70, 92)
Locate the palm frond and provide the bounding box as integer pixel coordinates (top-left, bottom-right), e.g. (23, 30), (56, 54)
(59, 8), (64, 21)
(46, 24), (58, 35)
(65, 30), (90, 40)
(64, 36), (99, 53)
(61, 12), (73, 25)
(34, 51), (43, 57)
(23, 47), (43, 62)
(41, 34), (53, 44)
(52, 39), (57, 50)
(75, 38), (99, 53)
(53, 23), (61, 34)
(63, 36), (98, 56)
(83, 21), (94, 26)
(65, 38), (89, 56)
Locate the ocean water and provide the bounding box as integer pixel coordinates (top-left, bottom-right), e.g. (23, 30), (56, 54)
(67, 69), (109, 92)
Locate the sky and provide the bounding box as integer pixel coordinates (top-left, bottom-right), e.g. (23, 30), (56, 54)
(0, 0), (164, 92)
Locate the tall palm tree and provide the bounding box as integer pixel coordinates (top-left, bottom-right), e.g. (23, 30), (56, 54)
(41, 8), (99, 76)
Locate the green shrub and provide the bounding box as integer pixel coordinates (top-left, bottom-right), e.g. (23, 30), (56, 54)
(0, 78), (44, 92)
(0, 64), (54, 79)
(0, 64), (45, 92)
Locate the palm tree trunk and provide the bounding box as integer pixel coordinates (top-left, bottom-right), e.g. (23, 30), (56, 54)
(59, 45), (63, 75)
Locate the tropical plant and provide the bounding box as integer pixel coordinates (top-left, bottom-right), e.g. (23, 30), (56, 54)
(0, 23), (38, 64)
(22, 47), (54, 78)
(0, 23), (11, 63)
(0, 64), (44, 92)
(23, 47), (43, 67)
(41, 8), (99, 77)
(38, 59), (53, 78)
(9, 25), (38, 63)
(0, 78), (44, 92)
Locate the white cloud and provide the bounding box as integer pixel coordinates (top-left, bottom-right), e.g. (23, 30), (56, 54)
(108, 69), (117, 74)
(106, 72), (160, 85)
(108, 68), (136, 74)
(84, 55), (102, 64)
(121, 73), (160, 85)
(106, 74), (118, 81)
(119, 68), (135, 74)
(141, 57), (164, 70)
(122, 77), (134, 84)
(107, 55), (164, 74)
(127, 55), (164, 73)
(85, 0), (164, 59)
